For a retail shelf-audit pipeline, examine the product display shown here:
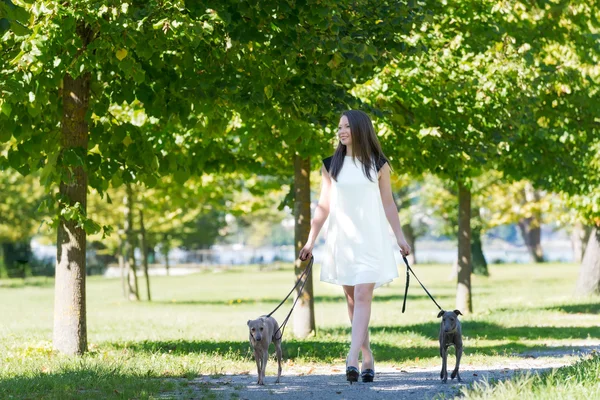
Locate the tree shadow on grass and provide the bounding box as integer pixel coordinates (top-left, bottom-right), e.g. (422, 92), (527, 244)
(321, 321), (600, 341)
(544, 303), (600, 315)
(0, 366), (176, 400)
(107, 338), (577, 364)
(0, 278), (53, 289)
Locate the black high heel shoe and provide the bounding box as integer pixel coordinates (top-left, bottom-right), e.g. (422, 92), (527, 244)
(361, 366), (375, 383)
(346, 358), (359, 384)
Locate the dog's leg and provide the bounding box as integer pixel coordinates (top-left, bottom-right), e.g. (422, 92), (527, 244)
(440, 347), (448, 383)
(451, 345), (462, 382)
(254, 350), (262, 384)
(259, 349), (269, 385)
(275, 340), (282, 383)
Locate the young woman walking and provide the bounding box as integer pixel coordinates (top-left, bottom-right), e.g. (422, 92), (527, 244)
(299, 110), (411, 383)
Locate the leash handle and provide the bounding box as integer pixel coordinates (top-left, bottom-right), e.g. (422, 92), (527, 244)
(401, 255), (444, 313)
(270, 255), (314, 340)
(402, 262), (410, 313)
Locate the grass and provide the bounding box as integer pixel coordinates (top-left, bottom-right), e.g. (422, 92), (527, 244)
(0, 262), (599, 399)
(462, 353), (600, 400)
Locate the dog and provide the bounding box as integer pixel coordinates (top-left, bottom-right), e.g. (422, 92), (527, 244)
(247, 315), (282, 385)
(438, 309), (463, 383)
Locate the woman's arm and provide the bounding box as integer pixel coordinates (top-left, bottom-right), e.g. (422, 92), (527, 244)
(299, 164), (332, 260)
(378, 163), (411, 255)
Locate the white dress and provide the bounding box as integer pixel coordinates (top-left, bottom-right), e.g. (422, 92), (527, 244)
(320, 155), (400, 289)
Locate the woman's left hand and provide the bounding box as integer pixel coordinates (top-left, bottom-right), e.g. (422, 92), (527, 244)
(397, 238), (411, 256)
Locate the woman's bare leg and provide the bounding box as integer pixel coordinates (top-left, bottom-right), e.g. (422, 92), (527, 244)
(343, 283), (375, 369)
(343, 285), (374, 369)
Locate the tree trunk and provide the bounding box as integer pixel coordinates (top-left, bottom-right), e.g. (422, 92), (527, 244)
(518, 183), (544, 262)
(575, 227), (600, 296)
(402, 223), (416, 265)
(124, 184), (139, 301)
(118, 242), (126, 298)
(53, 62), (91, 355)
(139, 209), (151, 301)
(571, 222), (592, 263)
(471, 207), (488, 276)
(293, 154), (315, 337)
(471, 228), (488, 276)
(163, 235), (170, 276)
(456, 183), (473, 314)
(518, 217), (545, 263)
(0, 244), (6, 279)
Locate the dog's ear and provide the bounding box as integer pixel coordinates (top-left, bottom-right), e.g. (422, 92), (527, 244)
(453, 309), (462, 316)
(437, 310), (445, 318)
(247, 320), (251, 326)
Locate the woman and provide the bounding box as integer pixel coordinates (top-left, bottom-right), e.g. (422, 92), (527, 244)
(299, 110), (411, 383)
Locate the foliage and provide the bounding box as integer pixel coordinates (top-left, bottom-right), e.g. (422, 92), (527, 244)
(0, 169), (45, 242)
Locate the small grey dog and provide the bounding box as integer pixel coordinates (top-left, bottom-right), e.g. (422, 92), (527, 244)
(247, 315), (282, 385)
(438, 309), (463, 383)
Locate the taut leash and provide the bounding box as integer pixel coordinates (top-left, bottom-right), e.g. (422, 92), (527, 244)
(268, 254), (314, 340)
(401, 255), (444, 313)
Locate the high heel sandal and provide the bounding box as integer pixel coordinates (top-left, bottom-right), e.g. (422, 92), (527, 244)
(346, 358), (359, 384)
(362, 352), (376, 382)
(361, 364), (375, 383)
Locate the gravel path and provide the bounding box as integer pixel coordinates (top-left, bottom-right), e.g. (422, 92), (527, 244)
(165, 345), (600, 400)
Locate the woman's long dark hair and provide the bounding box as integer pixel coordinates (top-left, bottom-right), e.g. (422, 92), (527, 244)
(328, 110), (389, 182)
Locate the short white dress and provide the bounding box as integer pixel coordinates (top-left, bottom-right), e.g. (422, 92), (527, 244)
(320, 155), (400, 289)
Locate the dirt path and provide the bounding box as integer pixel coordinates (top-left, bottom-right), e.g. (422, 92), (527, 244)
(166, 345), (600, 399)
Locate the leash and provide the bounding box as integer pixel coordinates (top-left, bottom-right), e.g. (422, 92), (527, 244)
(401, 255), (444, 313)
(268, 254), (314, 340)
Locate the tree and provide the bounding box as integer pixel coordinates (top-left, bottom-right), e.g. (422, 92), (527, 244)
(568, 180), (600, 295)
(358, 1), (533, 312)
(417, 174), (491, 276)
(123, 184), (139, 301)
(0, 0), (263, 353)
(483, 179), (553, 263)
(489, 2), (600, 292)
(225, 1), (423, 336)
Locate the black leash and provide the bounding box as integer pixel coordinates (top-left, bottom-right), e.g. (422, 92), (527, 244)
(401, 255), (444, 313)
(268, 254), (314, 340)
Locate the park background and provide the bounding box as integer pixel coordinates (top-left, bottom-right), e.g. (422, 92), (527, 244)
(1, 0), (599, 399)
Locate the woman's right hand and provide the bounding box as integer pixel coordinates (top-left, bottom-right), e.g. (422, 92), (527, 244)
(299, 242), (314, 261)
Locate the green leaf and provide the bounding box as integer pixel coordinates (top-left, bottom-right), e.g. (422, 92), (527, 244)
(174, 168), (189, 185)
(1, 101), (12, 117)
(8, 20), (30, 36)
(83, 218), (101, 235)
(0, 118), (14, 141)
(27, 103), (40, 118)
(111, 173), (123, 188)
(152, 18), (167, 30)
(133, 69), (145, 84)
(264, 85), (273, 100)
(116, 48), (128, 61)
(144, 174), (158, 187)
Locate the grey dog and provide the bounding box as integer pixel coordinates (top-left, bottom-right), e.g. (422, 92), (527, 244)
(247, 315), (282, 385)
(438, 309), (463, 383)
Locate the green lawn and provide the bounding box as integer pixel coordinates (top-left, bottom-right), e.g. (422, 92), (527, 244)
(1, 262), (598, 399)
(462, 353), (600, 400)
